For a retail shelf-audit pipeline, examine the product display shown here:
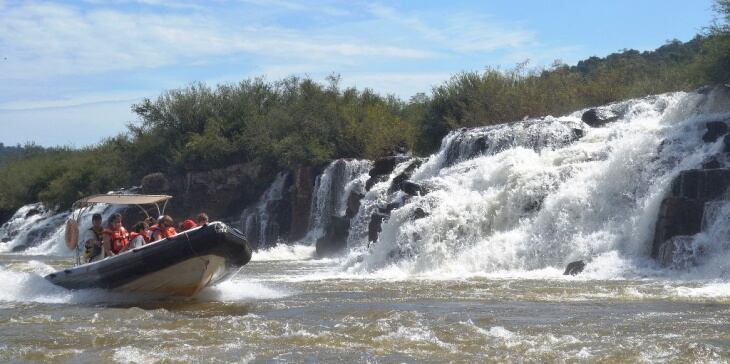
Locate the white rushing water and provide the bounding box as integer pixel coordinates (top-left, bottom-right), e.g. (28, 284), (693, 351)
(241, 171), (292, 248)
(0, 202), (121, 256)
(304, 159), (371, 242)
(343, 89), (730, 280)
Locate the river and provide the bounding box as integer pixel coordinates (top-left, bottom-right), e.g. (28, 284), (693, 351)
(1, 245), (728, 363)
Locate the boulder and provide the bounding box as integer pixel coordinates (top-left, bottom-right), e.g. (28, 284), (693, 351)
(724, 134), (730, 153)
(369, 156), (398, 177)
(368, 212), (388, 242)
(581, 108), (619, 127)
(412, 207), (428, 220)
(388, 159), (423, 194)
(563, 260), (585, 276)
(401, 181), (424, 196)
(701, 121), (728, 143)
(345, 191), (364, 219)
(670, 168), (730, 201)
(11, 245), (27, 253)
(316, 215), (350, 256)
(651, 197), (704, 258)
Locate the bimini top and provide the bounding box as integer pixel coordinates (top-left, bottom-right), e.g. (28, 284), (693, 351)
(76, 194), (173, 206)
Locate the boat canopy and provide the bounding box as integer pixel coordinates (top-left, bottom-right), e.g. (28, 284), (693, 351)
(76, 194), (173, 206)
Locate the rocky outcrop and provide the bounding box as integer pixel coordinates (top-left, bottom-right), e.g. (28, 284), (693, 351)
(136, 163), (273, 225)
(563, 260), (585, 275)
(366, 155), (409, 191)
(346, 191), (364, 219)
(368, 212), (388, 243)
(316, 215), (350, 256)
(388, 159), (423, 194)
(581, 108), (620, 127)
(652, 168), (730, 265)
(289, 165), (324, 241)
(702, 121), (729, 143)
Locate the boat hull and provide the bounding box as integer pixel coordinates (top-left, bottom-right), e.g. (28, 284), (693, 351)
(45, 222), (252, 297)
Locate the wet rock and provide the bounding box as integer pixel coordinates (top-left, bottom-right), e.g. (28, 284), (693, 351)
(656, 235), (697, 268)
(369, 156), (398, 178)
(316, 215), (350, 256)
(368, 212), (388, 242)
(388, 159), (423, 194)
(401, 181), (424, 196)
(581, 108), (620, 127)
(11, 245), (27, 252)
(290, 165), (323, 240)
(1, 238), (10, 243)
(24, 207), (43, 218)
(378, 201), (402, 214)
(563, 260), (585, 276)
(412, 208), (428, 220)
(702, 121), (728, 143)
(701, 156), (723, 169)
(670, 168), (730, 201)
(365, 175), (385, 191)
(345, 191), (365, 219)
(571, 128), (584, 140)
(651, 197), (705, 258)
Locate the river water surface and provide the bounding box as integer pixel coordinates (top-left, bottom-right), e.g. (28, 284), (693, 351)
(1, 246), (728, 363)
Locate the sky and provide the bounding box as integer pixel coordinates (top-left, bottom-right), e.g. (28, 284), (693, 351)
(0, 0), (717, 147)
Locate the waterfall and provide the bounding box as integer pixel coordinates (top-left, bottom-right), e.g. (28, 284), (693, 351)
(0, 201), (124, 255)
(241, 172), (293, 248)
(304, 159), (371, 242)
(341, 89), (730, 278)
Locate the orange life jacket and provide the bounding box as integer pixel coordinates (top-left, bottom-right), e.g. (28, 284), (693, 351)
(149, 225), (177, 241)
(104, 227), (129, 254)
(129, 231), (150, 245)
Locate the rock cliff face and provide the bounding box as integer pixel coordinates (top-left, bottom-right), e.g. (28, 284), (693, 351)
(136, 163), (274, 224)
(652, 120), (730, 268)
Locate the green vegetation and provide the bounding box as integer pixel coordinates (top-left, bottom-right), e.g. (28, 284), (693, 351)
(2, 2), (730, 218)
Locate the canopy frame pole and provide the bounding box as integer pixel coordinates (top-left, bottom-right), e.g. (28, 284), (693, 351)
(134, 204), (150, 219)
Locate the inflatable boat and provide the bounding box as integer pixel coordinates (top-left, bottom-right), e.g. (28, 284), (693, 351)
(45, 194), (252, 297)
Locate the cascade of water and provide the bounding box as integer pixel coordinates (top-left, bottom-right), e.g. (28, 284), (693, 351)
(241, 172), (292, 248)
(304, 159), (371, 242)
(342, 89), (730, 278)
(0, 201), (124, 256)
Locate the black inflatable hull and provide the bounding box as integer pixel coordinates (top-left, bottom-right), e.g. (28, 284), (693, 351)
(45, 222), (252, 297)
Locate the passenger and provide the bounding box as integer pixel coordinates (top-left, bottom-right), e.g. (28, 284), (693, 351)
(151, 215), (177, 241)
(82, 213), (104, 263)
(128, 221), (150, 248)
(102, 213), (129, 256)
(196, 212), (209, 226)
(180, 219), (198, 231)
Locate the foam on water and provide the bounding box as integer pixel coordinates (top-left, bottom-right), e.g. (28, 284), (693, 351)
(198, 279), (288, 301)
(251, 244), (317, 261)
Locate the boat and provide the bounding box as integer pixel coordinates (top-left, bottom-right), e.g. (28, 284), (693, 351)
(45, 194), (252, 297)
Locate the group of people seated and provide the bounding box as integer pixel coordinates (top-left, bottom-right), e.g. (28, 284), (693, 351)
(83, 212), (209, 263)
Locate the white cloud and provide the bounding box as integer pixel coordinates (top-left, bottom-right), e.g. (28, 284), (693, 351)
(367, 3), (536, 54)
(0, 2), (437, 81)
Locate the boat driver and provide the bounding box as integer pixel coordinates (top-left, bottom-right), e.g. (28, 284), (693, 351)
(82, 213), (104, 262)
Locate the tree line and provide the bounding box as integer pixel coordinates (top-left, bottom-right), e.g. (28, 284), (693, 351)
(2, 1), (730, 220)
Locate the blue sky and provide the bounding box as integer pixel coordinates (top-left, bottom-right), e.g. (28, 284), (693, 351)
(0, 0), (717, 147)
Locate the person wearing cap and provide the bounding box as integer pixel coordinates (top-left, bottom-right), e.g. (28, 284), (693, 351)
(179, 219), (198, 231)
